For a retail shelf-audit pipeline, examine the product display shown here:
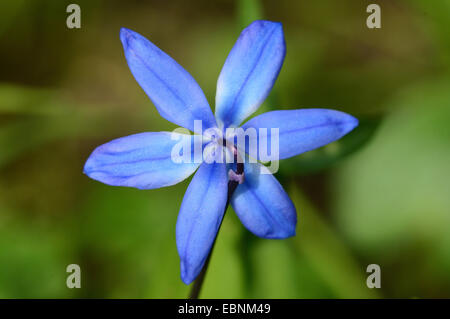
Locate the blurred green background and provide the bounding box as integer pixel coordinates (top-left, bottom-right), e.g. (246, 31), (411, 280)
(1, 0), (450, 298)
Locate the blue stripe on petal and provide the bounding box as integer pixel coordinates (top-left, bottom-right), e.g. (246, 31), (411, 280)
(241, 109), (359, 160)
(120, 28), (216, 133)
(84, 132), (203, 190)
(231, 162), (297, 239)
(176, 161), (228, 285)
(215, 20), (286, 128)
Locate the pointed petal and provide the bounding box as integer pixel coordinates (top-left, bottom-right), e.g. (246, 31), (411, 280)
(241, 109), (359, 160)
(215, 20), (286, 128)
(84, 132), (203, 190)
(231, 162), (297, 238)
(176, 161), (228, 284)
(120, 28), (216, 133)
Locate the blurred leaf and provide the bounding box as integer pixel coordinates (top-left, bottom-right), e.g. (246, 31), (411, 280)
(234, 216), (334, 298)
(290, 185), (379, 298)
(205, 208), (327, 298)
(0, 85), (85, 168)
(249, 238), (306, 298)
(0, 113), (106, 168)
(332, 78), (450, 297)
(0, 218), (74, 298)
(0, 84), (67, 115)
(0, 85), (126, 168)
(80, 182), (190, 298)
(213, 185), (379, 298)
(334, 78), (450, 252)
(0, 118), (66, 167)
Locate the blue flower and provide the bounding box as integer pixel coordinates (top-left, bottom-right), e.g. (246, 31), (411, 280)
(84, 20), (358, 285)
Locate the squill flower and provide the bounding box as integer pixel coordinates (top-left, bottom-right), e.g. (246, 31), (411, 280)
(84, 20), (358, 285)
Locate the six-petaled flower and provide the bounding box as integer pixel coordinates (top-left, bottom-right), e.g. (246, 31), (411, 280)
(84, 20), (358, 284)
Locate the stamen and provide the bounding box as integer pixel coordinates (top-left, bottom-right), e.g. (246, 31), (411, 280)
(223, 138), (245, 183)
(228, 169), (245, 184)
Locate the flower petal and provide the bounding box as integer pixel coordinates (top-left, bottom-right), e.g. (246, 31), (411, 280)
(231, 162), (297, 239)
(84, 132), (203, 190)
(120, 28), (216, 133)
(176, 161), (228, 284)
(215, 20), (286, 128)
(241, 109), (359, 160)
